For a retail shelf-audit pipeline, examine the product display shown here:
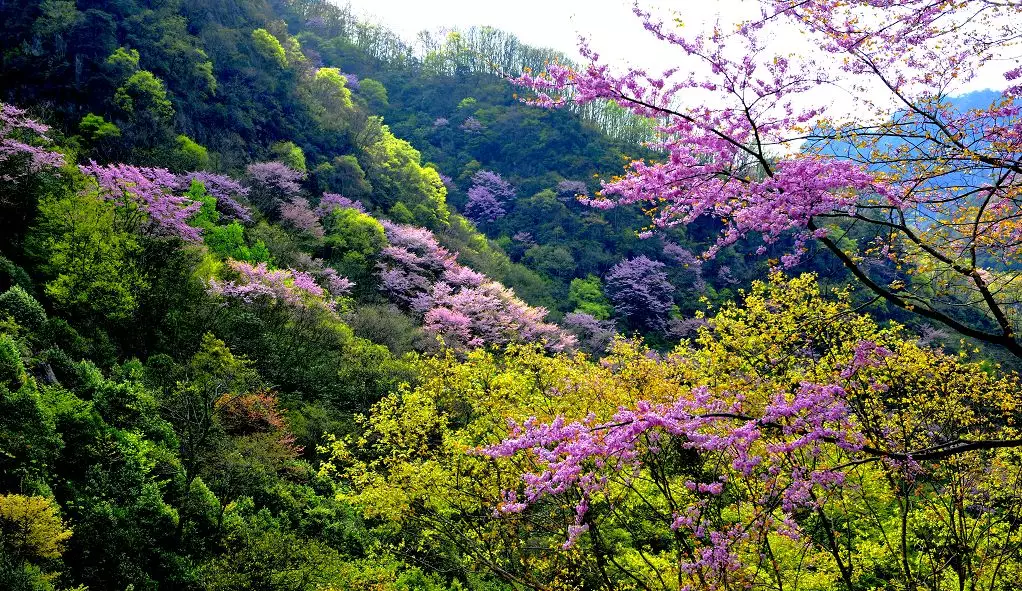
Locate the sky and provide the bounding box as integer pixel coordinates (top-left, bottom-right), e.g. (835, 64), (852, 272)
(341, 0), (1012, 98)
(342, 0), (723, 72)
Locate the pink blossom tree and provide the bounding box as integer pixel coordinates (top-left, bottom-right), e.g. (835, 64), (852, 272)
(463, 185), (506, 224)
(377, 221), (575, 352)
(513, 0), (1022, 357)
(207, 259), (351, 313)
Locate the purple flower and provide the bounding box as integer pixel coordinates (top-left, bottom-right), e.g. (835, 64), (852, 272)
(279, 197), (325, 238)
(563, 312), (617, 355)
(460, 116), (484, 133)
(604, 256), (674, 333)
(317, 193), (366, 216)
(463, 170), (515, 224)
(555, 179), (589, 202)
(376, 221), (575, 353)
(246, 161), (305, 215)
(0, 102), (65, 181)
(180, 171), (252, 222)
(207, 259), (343, 311)
(80, 161), (202, 242)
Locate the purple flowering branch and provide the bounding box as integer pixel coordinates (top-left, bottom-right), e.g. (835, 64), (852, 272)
(179, 171), (253, 222)
(510, 0), (1022, 356)
(0, 102), (66, 181)
(80, 161), (203, 242)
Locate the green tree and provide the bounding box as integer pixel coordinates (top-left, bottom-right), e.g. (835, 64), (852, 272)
(170, 135), (211, 172)
(104, 46), (140, 81)
(78, 114), (121, 142)
(362, 127), (449, 228)
(302, 68), (354, 132)
(0, 287), (47, 333)
(312, 155), (371, 198)
(163, 334), (259, 494)
(113, 70), (174, 122)
(568, 275), (612, 320)
(321, 208), (386, 286)
(205, 222), (270, 263)
(251, 29), (287, 68)
(359, 78), (388, 110)
(0, 494), (73, 591)
(32, 186), (147, 323)
(269, 141), (307, 173)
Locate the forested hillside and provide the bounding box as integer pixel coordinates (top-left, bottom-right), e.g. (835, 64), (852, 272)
(3, 1), (1022, 590)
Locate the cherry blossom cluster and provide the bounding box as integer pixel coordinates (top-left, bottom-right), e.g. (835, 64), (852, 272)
(0, 102), (66, 181)
(208, 259), (352, 312)
(377, 221), (575, 352)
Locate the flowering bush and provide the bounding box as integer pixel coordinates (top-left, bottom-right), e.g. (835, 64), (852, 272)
(245, 161), (305, 215)
(463, 170), (515, 224)
(208, 259), (333, 309)
(317, 193), (366, 216)
(279, 197), (324, 238)
(178, 171), (252, 222)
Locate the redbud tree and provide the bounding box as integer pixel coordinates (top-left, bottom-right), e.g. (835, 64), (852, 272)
(515, 0), (1022, 357)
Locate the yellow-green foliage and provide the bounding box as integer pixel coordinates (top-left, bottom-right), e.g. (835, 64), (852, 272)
(34, 183), (148, 321)
(0, 494), (72, 561)
(325, 273), (1022, 591)
(270, 140), (307, 173)
(251, 29), (287, 68)
(362, 125), (449, 227)
(173, 135), (211, 171)
(113, 70), (174, 122)
(302, 68), (355, 132)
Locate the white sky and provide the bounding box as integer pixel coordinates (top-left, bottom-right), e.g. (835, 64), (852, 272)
(343, 0), (734, 71)
(342, 0), (1011, 98)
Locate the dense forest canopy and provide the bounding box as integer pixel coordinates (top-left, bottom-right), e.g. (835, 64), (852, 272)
(1, 0), (1022, 590)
